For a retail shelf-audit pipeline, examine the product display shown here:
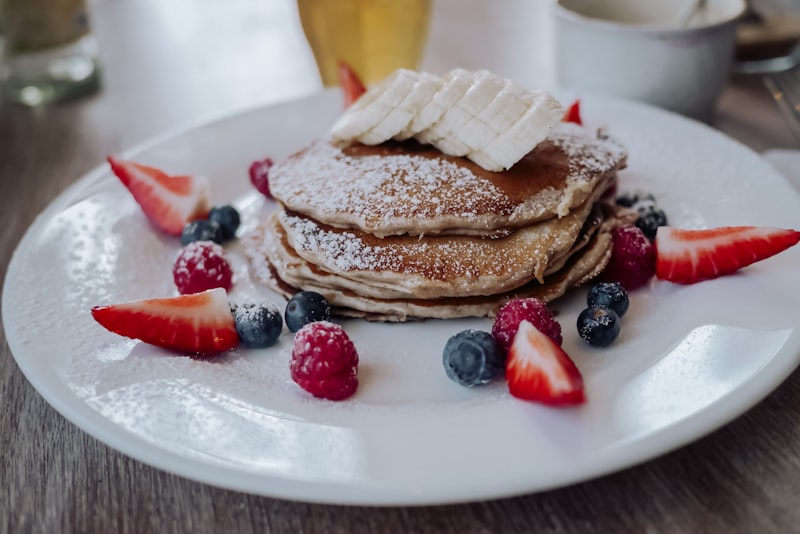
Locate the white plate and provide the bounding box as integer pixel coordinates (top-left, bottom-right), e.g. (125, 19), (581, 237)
(4, 90), (800, 506)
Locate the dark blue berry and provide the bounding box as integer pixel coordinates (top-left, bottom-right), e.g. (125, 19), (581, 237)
(587, 282), (629, 317)
(615, 190), (655, 208)
(634, 204), (668, 240)
(285, 291), (331, 333)
(577, 306), (621, 348)
(180, 219), (223, 246)
(208, 205), (241, 242)
(442, 329), (504, 387)
(233, 302), (283, 348)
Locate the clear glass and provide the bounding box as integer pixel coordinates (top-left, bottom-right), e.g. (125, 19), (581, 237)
(297, 0), (431, 86)
(0, 0), (100, 106)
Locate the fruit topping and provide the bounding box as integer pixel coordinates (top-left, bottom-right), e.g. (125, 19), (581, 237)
(655, 226), (800, 284)
(442, 329), (504, 387)
(601, 225), (656, 290)
(562, 98), (582, 125)
(232, 302), (283, 348)
(615, 190), (655, 208)
(249, 157), (274, 199)
(91, 288), (239, 355)
(172, 241), (233, 295)
(290, 321), (359, 400)
(505, 320), (585, 406)
(108, 156), (210, 236)
(208, 205), (241, 242)
(634, 203), (668, 241)
(331, 68), (564, 172)
(338, 60), (367, 109)
(492, 297), (562, 353)
(587, 281), (629, 317)
(180, 219), (223, 246)
(284, 291), (332, 333)
(577, 306), (621, 348)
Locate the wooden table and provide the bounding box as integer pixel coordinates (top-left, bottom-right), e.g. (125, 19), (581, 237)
(2, 1), (798, 531)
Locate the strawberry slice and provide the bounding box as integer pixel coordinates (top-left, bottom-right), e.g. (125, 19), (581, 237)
(506, 320), (585, 406)
(562, 98), (582, 125)
(108, 156), (211, 235)
(338, 60), (366, 109)
(91, 288), (239, 355)
(655, 226), (800, 284)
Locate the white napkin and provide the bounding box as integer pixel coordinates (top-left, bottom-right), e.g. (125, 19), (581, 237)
(763, 149), (800, 192)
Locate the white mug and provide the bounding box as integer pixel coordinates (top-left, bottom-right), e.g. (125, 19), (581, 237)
(553, 0), (746, 121)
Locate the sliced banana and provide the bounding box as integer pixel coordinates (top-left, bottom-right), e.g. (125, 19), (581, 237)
(360, 71), (442, 144)
(331, 68), (564, 172)
(469, 89), (564, 171)
(331, 69), (420, 141)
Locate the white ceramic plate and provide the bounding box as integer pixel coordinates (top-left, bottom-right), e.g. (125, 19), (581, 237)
(4, 90), (800, 506)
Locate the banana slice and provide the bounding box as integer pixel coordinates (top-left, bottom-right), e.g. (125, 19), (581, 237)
(331, 69), (420, 141)
(459, 79), (529, 152)
(360, 71), (442, 144)
(468, 89), (564, 171)
(412, 69), (475, 145)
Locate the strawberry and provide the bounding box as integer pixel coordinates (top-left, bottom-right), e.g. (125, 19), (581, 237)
(338, 60), (366, 109)
(655, 226), (800, 284)
(505, 320), (585, 406)
(562, 98), (582, 125)
(91, 288), (239, 355)
(108, 156), (210, 235)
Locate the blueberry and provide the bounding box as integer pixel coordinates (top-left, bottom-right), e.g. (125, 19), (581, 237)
(285, 291), (331, 333)
(634, 204), (668, 240)
(587, 282), (629, 317)
(180, 219), (223, 246)
(577, 306), (621, 348)
(233, 302), (283, 348)
(208, 205), (241, 242)
(615, 190), (655, 208)
(442, 329), (504, 387)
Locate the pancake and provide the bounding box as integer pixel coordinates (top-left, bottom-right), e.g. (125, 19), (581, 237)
(268, 122), (627, 237)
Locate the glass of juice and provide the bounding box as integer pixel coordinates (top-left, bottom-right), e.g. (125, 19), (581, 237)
(297, 0), (431, 86)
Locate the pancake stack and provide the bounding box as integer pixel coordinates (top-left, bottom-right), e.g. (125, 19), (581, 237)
(244, 121), (630, 321)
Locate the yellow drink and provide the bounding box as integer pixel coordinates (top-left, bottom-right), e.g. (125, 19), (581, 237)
(297, 0), (431, 86)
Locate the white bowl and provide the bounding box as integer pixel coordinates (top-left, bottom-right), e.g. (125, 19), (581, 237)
(553, 0), (746, 120)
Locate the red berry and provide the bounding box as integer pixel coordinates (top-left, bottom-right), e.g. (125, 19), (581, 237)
(492, 298), (562, 353)
(601, 225), (656, 290)
(173, 241), (233, 295)
(290, 321), (359, 401)
(249, 157), (274, 198)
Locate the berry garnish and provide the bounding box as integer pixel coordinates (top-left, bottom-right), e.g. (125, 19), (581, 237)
(290, 321), (359, 401)
(634, 202), (668, 241)
(506, 320), (585, 406)
(562, 98), (582, 125)
(285, 291), (332, 333)
(587, 281), (629, 317)
(208, 205), (241, 242)
(491, 297), (562, 353)
(107, 156), (210, 236)
(615, 190), (655, 208)
(91, 288), (239, 355)
(442, 329), (504, 387)
(232, 302), (283, 348)
(577, 306), (621, 348)
(180, 219), (223, 246)
(338, 60), (366, 109)
(249, 157), (274, 198)
(601, 225), (656, 290)
(173, 241), (233, 295)
(655, 225), (800, 284)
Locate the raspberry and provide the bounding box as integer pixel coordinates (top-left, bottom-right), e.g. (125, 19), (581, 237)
(290, 321), (358, 401)
(601, 225), (656, 290)
(172, 241), (233, 295)
(249, 157), (274, 198)
(492, 298), (562, 353)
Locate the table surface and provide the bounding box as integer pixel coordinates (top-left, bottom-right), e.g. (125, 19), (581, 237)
(2, 0), (799, 532)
